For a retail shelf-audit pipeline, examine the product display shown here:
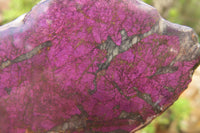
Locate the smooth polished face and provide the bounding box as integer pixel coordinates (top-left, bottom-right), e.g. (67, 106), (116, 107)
(0, 0), (199, 133)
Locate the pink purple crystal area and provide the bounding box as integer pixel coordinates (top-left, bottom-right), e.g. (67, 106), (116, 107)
(0, 0), (200, 133)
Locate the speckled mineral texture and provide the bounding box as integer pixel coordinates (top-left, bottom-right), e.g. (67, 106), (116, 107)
(0, 0), (200, 133)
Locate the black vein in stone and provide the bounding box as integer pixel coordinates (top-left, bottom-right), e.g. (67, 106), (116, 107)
(149, 65), (179, 78)
(164, 86), (175, 94)
(111, 81), (130, 100)
(97, 20), (161, 72)
(88, 20), (164, 94)
(76, 104), (88, 117)
(0, 41), (52, 69)
(119, 111), (144, 123)
(87, 72), (97, 95)
(133, 87), (162, 113)
(108, 129), (130, 133)
(4, 87), (12, 94)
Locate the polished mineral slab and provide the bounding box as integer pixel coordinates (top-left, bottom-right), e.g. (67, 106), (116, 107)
(0, 0), (200, 132)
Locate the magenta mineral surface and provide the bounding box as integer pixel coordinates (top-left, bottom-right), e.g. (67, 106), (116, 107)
(0, 0), (200, 133)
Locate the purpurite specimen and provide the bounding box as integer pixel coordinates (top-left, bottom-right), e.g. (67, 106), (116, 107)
(0, 0), (200, 132)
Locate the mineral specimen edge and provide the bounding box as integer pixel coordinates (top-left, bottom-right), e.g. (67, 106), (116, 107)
(0, 0), (200, 133)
